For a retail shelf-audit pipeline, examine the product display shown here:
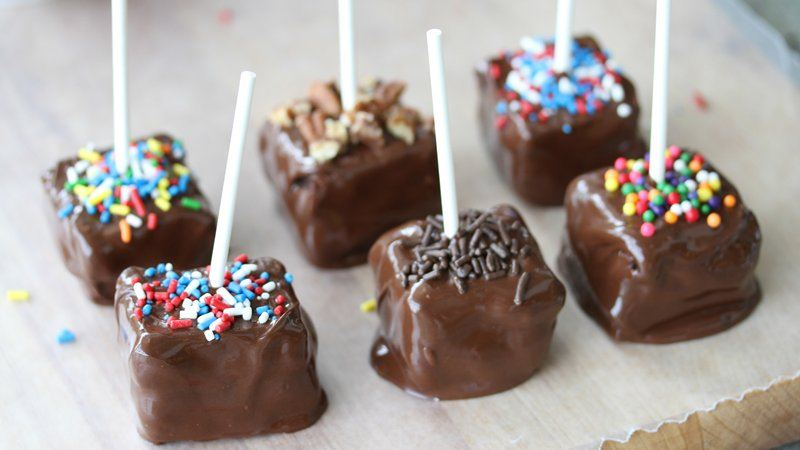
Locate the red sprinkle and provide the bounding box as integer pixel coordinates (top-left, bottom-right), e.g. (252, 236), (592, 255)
(234, 254), (249, 263)
(130, 189), (146, 216)
(169, 319), (193, 330)
(275, 295), (286, 305)
(489, 63), (501, 80)
(692, 91), (708, 111)
(217, 8), (234, 25)
(146, 213), (157, 230)
(274, 305), (285, 316)
(495, 116), (508, 129)
(134, 308), (143, 320)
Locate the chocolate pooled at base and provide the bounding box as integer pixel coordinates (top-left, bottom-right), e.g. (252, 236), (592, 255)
(369, 204), (565, 400)
(558, 150), (762, 343)
(115, 256), (326, 443)
(476, 35), (644, 206)
(259, 79), (440, 268)
(42, 134), (216, 305)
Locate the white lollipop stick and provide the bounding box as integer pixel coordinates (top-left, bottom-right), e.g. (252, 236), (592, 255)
(553, 0), (574, 74)
(649, 0), (671, 184)
(209, 71), (257, 288)
(112, 0), (129, 174)
(426, 29), (459, 238)
(338, 0), (356, 111)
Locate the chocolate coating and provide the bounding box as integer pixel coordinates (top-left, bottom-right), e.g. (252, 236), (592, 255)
(477, 36), (644, 206)
(558, 167), (762, 344)
(42, 134), (216, 305)
(258, 83), (440, 268)
(115, 257), (327, 443)
(369, 204), (565, 400)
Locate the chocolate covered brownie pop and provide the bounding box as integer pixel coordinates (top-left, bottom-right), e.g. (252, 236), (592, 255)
(369, 30), (565, 400)
(558, 0), (761, 343)
(476, 2), (643, 206)
(116, 73), (326, 442)
(258, 0), (439, 268)
(42, 1), (214, 304)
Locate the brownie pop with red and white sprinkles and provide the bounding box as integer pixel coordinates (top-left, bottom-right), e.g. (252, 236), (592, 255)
(42, 135), (216, 304)
(477, 36), (644, 205)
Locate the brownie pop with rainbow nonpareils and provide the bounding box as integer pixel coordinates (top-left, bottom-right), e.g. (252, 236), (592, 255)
(42, 0), (214, 304)
(476, 0), (643, 206)
(115, 73), (326, 443)
(558, 0), (761, 344)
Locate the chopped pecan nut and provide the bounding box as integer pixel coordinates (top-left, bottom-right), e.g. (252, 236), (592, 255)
(309, 139), (341, 163)
(386, 106), (419, 145)
(349, 111), (384, 147)
(269, 106), (293, 127)
(309, 81), (342, 116)
(324, 118), (349, 144)
(295, 114), (322, 144)
(373, 81), (406, 113)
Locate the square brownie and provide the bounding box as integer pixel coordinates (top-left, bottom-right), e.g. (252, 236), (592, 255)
(115, 256), (326, 443)
(42, 134), (215, 304)
(477, 35), (643, 205)
(368, 204), (565, 400)
(258, 80), (440, 268)
(558, 148), (762, 343)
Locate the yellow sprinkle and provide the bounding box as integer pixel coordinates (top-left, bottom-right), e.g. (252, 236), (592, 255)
(6, 290), (29, 302)
(109, 204), (131, 216)
(697, 187), (712, 202)
(159, 188), (172, 200)
(173, 163), (190, 176)
(147, 138), (163, 154)
(622, 202), (636, 216)
(73, 184), (94, 199)
(709, 178), (721, 192)
(604, 178), (619, 192)
(360, 298), (377, 313)
(155, 197), (171, 212)
(158, 178), (170, 189)
(78, 148), (102, 163)
(604, 169), (618, 180)
(625, 193), (639, 204)
(88, 188), (112, 206)
(664, 211), (679, 224)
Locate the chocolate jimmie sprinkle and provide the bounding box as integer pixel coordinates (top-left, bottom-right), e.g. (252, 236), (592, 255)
(403, 209), (532, 294)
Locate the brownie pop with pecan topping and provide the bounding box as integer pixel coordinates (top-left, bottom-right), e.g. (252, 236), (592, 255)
(259, 79), (440, 268)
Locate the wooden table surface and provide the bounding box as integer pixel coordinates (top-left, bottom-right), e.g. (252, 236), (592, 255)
(1, 0), (798, 448)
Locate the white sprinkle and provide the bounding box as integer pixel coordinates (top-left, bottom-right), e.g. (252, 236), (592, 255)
(257, 312), (269, 324)
(209, 318), (222, 332)
(611, 83), (625, 102)
(509, 100), (520, 112)
(66, 167), (78, 184)
(198, 293), (211, 304)
(558, 77), (575, 95)
(685, 180), (698, 191)
(191, 270), (202, 279)
(204, 329), (215, 342)
(74, 160), (90, 174)
(242, 307), (252, 321)
(602, 74), (615, 90)
(616, 103), (632, 118)
(217, 287), (236, 305)
(243, 299), (251, 308)
(232, 264), (258, 281)
(198, 312), (215, 323)
(165, 263), (173, 272)
(519, 36), (545, 54)
(120, 185), (131, 203)
(185, 279), (200, 295)
(239, 279), (252, 288)
(223, 307), (243, 316)
(125, 214), (143, 228)
(181, 298), (193, 309)
(670, 204), (683, 216)
(674, 159), (687, 172)
(260, 293), (270, 300)
(179, 310), (197, 320)
(264, 281), (277, 292)
(133, 282), (146, 301)
(681, 200), (693, 213)
(696, 170), (709, 183)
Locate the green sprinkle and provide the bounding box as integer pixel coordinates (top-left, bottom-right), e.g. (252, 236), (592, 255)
(643, 210), (656, 222)
(621, 184), (635, 195)
(180, 197), (202, 211)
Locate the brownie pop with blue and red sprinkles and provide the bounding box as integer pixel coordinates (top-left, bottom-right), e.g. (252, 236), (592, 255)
(42, 135), (216, 304)
(477, 35), (643, 205)
(558, 147), (762, 343)
(115, 254), (326, 443)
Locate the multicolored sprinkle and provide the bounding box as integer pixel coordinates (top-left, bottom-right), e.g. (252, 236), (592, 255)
(490, 37), (631, 130)
(57, 137), (202, 243)
(128, 255), (293, 342)
(604, 146), (738, 237)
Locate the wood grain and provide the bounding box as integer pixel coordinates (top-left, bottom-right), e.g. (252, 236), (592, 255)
(0, 0), (798, 449)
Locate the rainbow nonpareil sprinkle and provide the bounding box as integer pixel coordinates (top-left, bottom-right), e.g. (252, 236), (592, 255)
(57, 136), (203, 243)
(490, 37), (631, 130)
(605, 146), (738, 237)
(129, 255), (293, 342)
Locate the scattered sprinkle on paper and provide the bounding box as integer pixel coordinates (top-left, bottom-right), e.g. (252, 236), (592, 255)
(693, 91), (709, 111)
(360, 298), (377, 313)
(217, 8), (234, 25)
(6, 290), (29, 302)
(57, 329), (76, 345)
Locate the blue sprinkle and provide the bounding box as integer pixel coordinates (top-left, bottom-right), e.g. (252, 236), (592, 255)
(103, 196), (114, 208)
(165, 271), (179, 279)
(256, 305), (273, 315)
(168, 185), (180, 196)
(260, 272), (270, 280)
(214, 333), (220, 341)
(284, 273), (294, 284)
(562, 124), (573, 134)
(495, 102), (508, 115)
(144, 267), (156, 278)
(197, 316), (215, 330)
(157, 263), (166, 274)
(242, 289), (256, 300)
(57, 329), (76, 345)
(100, 210), (111, 224)
(142, 304), (153, 316)
(179, 175), (190, 192)
(57, 204), (74, 219)
(85, 204), (97, 216)
(199, 306), (210, 315)
(201, 285), (209, 294)
(191, 289), (201, 298)
(227, 282), (242, 294)
(235, 294), (247, 303)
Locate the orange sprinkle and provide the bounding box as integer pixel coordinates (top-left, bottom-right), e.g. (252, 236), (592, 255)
(689, 159), (702, 172)
(723, 194), (737, 208)
(119, 220), (132, 243)
(707, 212), (721, 229)
(664, 211), (678, 224)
